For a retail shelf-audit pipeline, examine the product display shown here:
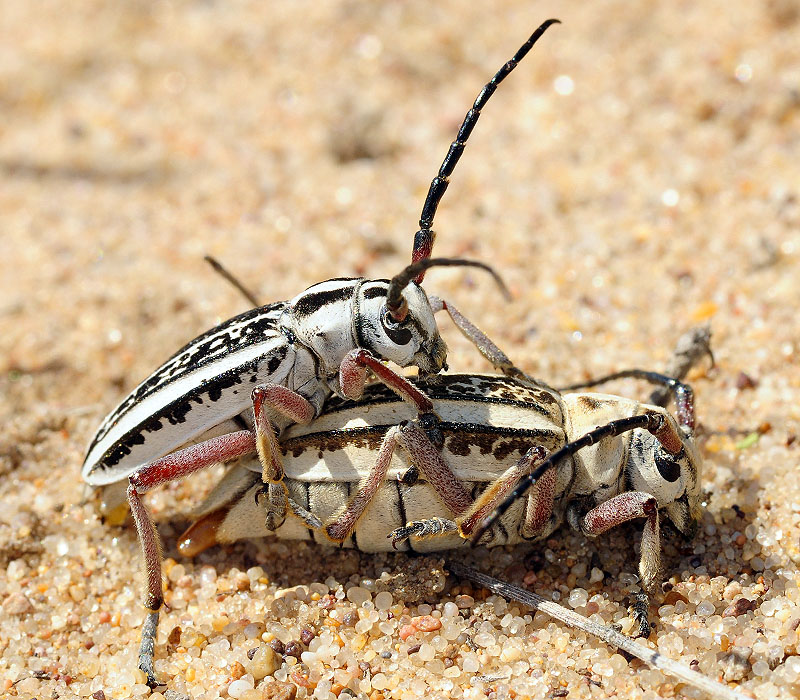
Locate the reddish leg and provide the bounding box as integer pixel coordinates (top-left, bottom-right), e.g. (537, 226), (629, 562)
(470, 410), (682, 545)
(395, 446), (555, 546)
(339, 349), (434, 413)
(576, 491), (660, 637)
(327, 420), (472, 544)
(131, 384), (314, 686)
(456, 446), (548, 539)
(395, 421), (472, 513)
(580, 492), (661, 593)
(127, 430), (256, 686)
(325, 427), (401, 542)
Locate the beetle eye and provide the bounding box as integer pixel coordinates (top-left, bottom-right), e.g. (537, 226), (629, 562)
(381, 311), (413, 346)
(654, 448), (682, 483)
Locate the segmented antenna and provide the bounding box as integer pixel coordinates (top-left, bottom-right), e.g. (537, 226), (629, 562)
(204, 255), (261, 307)
(386, 257), (510, 322)
(411, 18), (561, 282)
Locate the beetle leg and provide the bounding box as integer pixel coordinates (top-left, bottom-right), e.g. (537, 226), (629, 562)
(471, 412), (669, 544)
(387, 420), (479, 547)
(455, 446), (549, 540)
(576, 491), (661, 637)
(251, 384), (315, 530)
(394, 421), (472, 515)
(288, 498), (323, 530)
(339, 349), (435, 413)
(325, 427), (402, 542)
(390, 517), (458, 547)
(430, 296), (527, 380)
(327, 417), (472, 544)
(126, 430), (256, 687)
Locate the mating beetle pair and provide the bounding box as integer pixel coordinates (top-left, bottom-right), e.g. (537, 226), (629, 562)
(82, 19), (705, 688)
(180, 370), (701, 575)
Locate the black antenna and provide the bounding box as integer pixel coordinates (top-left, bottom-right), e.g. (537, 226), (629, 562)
(411, 19), (561, 281)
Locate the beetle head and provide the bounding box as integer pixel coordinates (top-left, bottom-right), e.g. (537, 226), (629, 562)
(356, 280), (447, 373)
(358, 258), (508, 374)
(628, 411), (703, 539)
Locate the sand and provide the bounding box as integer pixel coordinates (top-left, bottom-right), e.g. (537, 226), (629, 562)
(1, 1), (799, 699)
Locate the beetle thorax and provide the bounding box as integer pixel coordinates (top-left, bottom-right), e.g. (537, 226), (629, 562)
(283, 279), (363, 378)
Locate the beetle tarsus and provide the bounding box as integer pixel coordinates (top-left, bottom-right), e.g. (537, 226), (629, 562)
(630, 591), (651, 638)
(390, 517), (458, 546)
(139, 610), (163, 688)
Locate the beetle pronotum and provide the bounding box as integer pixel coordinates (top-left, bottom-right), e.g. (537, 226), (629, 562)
(83, 20), (561, 685)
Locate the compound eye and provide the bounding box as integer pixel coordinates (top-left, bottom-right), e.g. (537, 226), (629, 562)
(654, 448), (682, 483)
(381, 310), (413, 346)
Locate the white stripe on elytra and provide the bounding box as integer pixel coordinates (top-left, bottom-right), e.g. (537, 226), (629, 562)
(83, 335), (288, 484)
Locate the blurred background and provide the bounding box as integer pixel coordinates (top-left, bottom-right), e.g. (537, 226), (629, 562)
(1, 0), (799, 697)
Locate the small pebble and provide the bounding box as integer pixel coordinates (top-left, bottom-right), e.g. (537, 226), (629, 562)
(2, 593), (33, 615)
(342, 610), (359, 627)
(230, 661), (245, 679)
(261, 680), (297, 700)
(284, 641), (302, 658)
(454, 595), (474, 609)
(374, 591), (393, 610)
(412, 615), (442, 632)
(589, 567), (605, 584)
(268, 638), (285, 655)
(696, 600), (716, 616)
(227, 679), (254, 698)
(723, 598), (757, 617)
(443, 602), (459, 617)
(568, 588), (589, 608)
(346, 587), (371, 605)
(246, 645), (279, 680)
(399, 625), (416, 641)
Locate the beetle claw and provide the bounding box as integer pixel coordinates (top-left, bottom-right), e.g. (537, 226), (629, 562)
(254, 484), (268, 506)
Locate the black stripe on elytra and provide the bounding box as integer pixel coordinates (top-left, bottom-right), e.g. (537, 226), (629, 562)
(292, 282), (358, 318)
(89, 302), (285, 452)
(281, 423), (561, 464)
(318, 382), (552, 417)
(351, 280), (367, 351)
(92, 359), (260, 472)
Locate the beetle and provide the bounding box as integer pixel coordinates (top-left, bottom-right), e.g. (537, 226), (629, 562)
(82, 20), (561, 685)
(82, 17), (563, 488)
(174, 370), (701, 631)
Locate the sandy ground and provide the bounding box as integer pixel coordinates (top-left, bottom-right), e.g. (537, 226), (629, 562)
(1, 1), (799, 699)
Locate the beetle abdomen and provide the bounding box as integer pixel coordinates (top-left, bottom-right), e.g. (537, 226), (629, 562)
(192, 465), (533, 553)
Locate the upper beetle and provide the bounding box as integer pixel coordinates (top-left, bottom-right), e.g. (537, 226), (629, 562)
(82, 18), (561, 492)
